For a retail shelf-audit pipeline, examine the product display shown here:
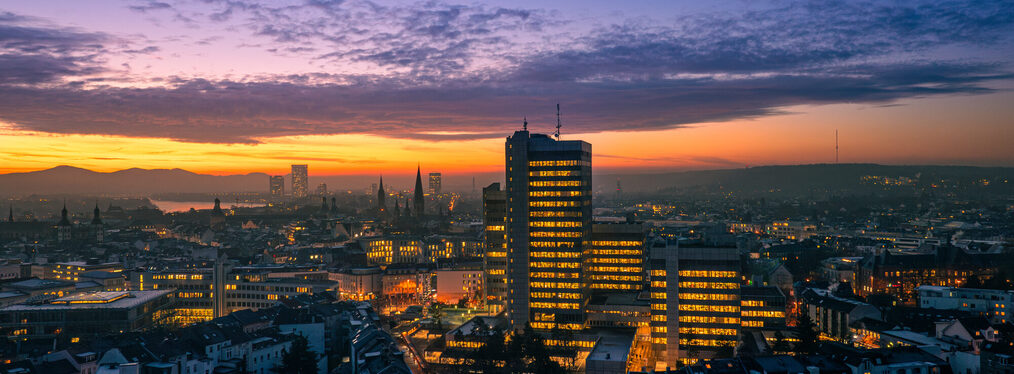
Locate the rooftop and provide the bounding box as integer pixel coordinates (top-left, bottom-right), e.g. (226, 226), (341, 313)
(1, 290), (172, 311)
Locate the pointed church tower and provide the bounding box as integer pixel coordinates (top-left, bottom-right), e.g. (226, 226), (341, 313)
(57, 202), (72, 242)
(377, 176), (387, 213)
(414, 165), (425, 217)
(90, 203), (103, 242)
(91, 203), (102, 225)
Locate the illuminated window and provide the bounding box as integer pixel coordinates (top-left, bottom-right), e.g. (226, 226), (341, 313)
(679, 327), (738, 336)
(529, 191), (585, 197)
(529, 170), (580, 177)
(680, 293), (739, 301)
(679, 282), (739, 289)
(679, 270), (737, 278)
(679, 304), (740, 313)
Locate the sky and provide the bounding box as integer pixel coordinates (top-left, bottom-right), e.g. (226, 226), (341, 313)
(0, 0), (1012, 177)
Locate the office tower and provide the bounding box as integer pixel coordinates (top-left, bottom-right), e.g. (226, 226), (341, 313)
(269, 175), (285, 197)
(414, 166), (425, 216)
(649, 239), (679, 367)
(482, 183), (507, 311)
(588, 222), (645, 293)
(316, 182), (328, 196)
(428, 172), (442, 194)
(291, 164), (308, 198)
(649, 240), (741, 367)
(505, 128), (592, 332)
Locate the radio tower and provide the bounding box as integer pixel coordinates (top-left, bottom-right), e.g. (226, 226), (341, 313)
(835, 129), (839, 164)
(554, 104), (562, 140)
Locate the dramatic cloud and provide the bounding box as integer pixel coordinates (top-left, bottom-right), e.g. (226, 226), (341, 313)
(0, 0), (1012, 143)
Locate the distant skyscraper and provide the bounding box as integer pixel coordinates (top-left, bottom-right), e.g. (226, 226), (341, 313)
(428, 172), (442, 194)
(413, 166), (425, 216)
(291, 164), (308, 198)
(269, 175), (284, 197)
(505, 128), (592, 332)
(482, 183), (507, 311)
(316, 182), (328, 196)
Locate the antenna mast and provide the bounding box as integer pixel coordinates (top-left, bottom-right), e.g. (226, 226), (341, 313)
(555, 104), (562, 139)
(835, 129), (839, 164)
(523, 116), (527, 132)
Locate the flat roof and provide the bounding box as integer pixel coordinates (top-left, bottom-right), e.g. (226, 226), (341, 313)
(0, 290), (172, 311)
(53, 291), (130, 304)
(587, 330), (634, 362)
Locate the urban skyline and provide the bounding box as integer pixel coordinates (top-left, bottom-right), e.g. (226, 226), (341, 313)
(1, 1), (1013, 373)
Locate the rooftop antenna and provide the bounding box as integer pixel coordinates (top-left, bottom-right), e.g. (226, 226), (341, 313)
(554, 103), (562, 140)
(835, 129), (839, 164)
(523, 116), (528, 132)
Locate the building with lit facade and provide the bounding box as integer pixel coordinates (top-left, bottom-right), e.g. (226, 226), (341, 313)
(649, 240), (742, 367)
(765, 221), (816, 241)
(482, 183), (507, 310)
(424, 236), (483, 261)
(588, 222), (645, 293)
(269, 175), (285, 197)
(855, 246), (1005, 303)
(505, 129), (592, 332)
(434, 268), (483, 305)
(917, 285), (1014, 324)
(0, 290), (175, 347)
(330, 267), (383, 301)
(134, 268), (338, 325)
(291, 164), (309, 198)
(429, 172), (442, 194)
(360, 236), (423, 265)
(739, 286), (787, 330)
(649, 239), (680, 367)
(799, 288), (882, 342)
(46, 261), (122, 282)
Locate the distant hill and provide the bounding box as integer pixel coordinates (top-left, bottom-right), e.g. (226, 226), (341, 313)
(0, 166), (269, 195)
(2, 164), (1011, 197)
(597, 164), (1014, 197)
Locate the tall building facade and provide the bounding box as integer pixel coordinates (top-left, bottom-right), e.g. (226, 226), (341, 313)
(505, 130), (592, 331)
(482, 183), (507, 311)
(269, 175), (285, 197)
(291, 164), (308, 198)
(428, 173), (442, 194)
(649, 240), (741, 367)
(588, 222), (645, 293)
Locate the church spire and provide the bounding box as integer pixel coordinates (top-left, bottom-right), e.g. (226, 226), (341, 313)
(58, 201), (71, 226)
(377, 175), (386, 212)
(91, 202), (102, 225)
(413, 164), (425, 217)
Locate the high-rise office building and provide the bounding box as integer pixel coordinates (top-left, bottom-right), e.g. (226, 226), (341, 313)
(649, 240), (741, 367)
(482, 183), (507, 311)
(316, 182), (328, 196)
(291, 164), (308, 198)
(505, 129), (592, 332)
(588, 222), (645, 293)
(428, 172), (442, 194)
(269, 175), (285, 197)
